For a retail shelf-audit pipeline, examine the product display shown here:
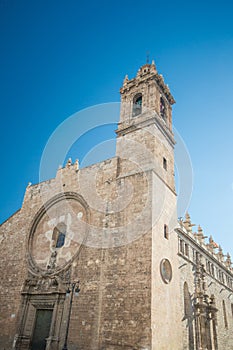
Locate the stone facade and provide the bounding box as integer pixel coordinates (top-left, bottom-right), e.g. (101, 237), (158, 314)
(0, 62), (232, 350)
(177, 214), (233, 350)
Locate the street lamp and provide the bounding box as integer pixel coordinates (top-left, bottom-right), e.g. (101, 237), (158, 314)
(62, 280), (80, 350)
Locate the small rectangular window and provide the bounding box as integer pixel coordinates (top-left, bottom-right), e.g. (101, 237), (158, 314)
(211, 264), (214, 277)
(207, 261), (211, 274)
(193, 249), (196, 261)
(163, 157), (167, 170)
(164, 224), (169, 239)
(231, 304), (233, 318)
(185, 244), (189, 257)
(179, 239), (184, 254)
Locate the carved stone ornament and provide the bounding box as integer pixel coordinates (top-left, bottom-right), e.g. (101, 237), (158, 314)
(23, 268), (71, 294)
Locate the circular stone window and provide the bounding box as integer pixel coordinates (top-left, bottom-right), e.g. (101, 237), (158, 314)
(160, 259), (172, 284)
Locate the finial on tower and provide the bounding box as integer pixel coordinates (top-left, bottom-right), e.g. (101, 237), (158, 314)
(151, 59), (156, 72)
(66, 158), (72, 168)
(123, 74), (129, 86)
(75, 159), (79, 171)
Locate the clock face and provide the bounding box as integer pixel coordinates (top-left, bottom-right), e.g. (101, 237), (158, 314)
(29, 194), (88, 272)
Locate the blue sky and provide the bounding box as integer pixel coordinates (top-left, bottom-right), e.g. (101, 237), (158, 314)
(0, 0), (233, 255)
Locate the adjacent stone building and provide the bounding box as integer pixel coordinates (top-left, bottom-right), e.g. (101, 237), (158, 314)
(0, 62), (233, 350)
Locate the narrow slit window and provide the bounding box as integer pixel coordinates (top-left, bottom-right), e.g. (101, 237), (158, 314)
(163, 157), (167, 170)
(164, 224), (169, 239)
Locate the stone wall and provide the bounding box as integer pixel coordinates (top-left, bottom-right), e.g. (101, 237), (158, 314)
(0, 156), (153, 350)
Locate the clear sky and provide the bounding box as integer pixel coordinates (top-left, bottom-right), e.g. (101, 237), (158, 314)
(0, 1), (233, 255)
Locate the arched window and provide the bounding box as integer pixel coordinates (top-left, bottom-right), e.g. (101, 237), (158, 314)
(132, 93), (142, 117)
(160, 97), (166, 119)
(52, 222), (66, 248)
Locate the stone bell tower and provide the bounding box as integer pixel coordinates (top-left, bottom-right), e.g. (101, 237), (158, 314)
(116, 61), (176, 192)
(116, 61), (183, 349)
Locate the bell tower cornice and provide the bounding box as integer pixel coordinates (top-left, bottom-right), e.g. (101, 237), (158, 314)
(116, 112), (176, 148)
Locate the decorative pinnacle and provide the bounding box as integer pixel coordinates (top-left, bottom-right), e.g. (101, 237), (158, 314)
(183, 212), (194, 233)
(225, 253), (232, 268)
(66, 158), (72, 168)
(151, 59), (157, 72)
(178, 217), (183, 227)
(75, 159), (79, 171)
(217, 245), (225, 262)
(123, 74), (129, 86)
(198, 225), (203, 235)
(195, 225), (206, 243)
(184, 212), (191, 224)
(206, 235), (218, 253)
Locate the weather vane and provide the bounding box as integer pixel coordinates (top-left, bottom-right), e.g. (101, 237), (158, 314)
(146, 51), (150, 64)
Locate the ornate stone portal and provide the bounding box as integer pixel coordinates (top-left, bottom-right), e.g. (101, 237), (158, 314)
(14, 270), (69, 350)
(14, 192), (89, 350)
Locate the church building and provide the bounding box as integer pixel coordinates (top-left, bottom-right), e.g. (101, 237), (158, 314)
(0, 62), (233, 350)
